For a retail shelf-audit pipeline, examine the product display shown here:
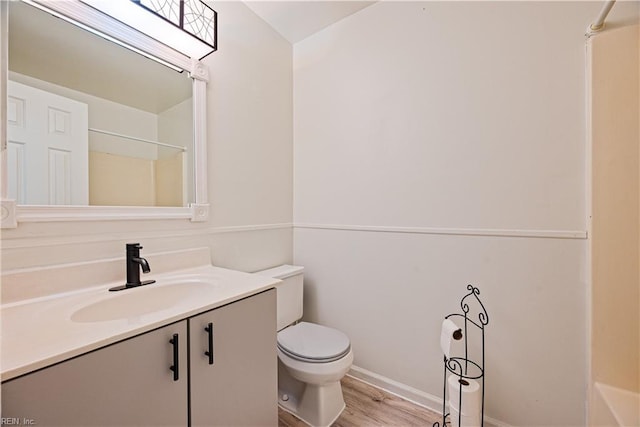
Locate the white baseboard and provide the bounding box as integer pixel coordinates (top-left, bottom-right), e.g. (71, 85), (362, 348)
(347, 365), (511, 427)
(348, 365), (443, 413)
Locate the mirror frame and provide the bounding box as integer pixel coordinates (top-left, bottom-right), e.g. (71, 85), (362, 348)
(0, 0), (210, 228)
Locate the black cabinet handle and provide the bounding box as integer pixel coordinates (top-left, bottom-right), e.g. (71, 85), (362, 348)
(169, 334), (179, 381)
(204, 322), (214, 365)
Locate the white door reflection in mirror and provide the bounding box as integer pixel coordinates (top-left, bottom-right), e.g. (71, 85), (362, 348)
(7, 81), (88, 205)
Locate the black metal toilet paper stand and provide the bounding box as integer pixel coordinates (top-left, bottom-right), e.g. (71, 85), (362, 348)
(433, 285), (489, 427)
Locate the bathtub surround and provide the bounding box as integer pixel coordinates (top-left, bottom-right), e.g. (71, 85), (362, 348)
(587, 23), (640, 425)
(588, 22), (639, 395)
(293, 2), (640, 426)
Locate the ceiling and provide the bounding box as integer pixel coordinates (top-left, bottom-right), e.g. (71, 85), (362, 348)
(243, 1), (376, 44)
(8, 1), (192, 114)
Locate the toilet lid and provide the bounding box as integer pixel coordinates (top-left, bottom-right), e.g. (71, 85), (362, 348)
(277, 322), (351, 363)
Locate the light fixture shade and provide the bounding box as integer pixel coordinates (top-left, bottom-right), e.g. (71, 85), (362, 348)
(80, 0), (217, 60)
(134, 0), (217, 56)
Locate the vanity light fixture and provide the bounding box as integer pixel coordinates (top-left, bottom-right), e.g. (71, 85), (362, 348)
(80, 0), (217, 60)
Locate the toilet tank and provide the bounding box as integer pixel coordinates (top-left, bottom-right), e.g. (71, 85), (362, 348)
(254, 265), (304, 331)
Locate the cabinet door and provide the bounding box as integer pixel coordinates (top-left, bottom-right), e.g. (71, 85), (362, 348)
(190, 289), (277, 427)
(2, 321), (188, 426)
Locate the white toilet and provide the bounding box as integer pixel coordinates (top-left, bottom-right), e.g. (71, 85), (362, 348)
(255, 265), (353, 427)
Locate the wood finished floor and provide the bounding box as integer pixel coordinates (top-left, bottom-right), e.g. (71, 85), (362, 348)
(278, 375), (440, 427)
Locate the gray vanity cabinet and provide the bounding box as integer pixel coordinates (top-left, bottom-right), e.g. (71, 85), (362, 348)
(189, 288), (277, 427)
(2, 320), (189, 426)
(1, 289), (277, 426)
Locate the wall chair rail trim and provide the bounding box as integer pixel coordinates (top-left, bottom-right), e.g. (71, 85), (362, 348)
(294, 223), (587, 240)
(1, 223), (294, 249)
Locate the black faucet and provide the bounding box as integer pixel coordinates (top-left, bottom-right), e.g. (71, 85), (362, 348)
(109, 243), (156, 291)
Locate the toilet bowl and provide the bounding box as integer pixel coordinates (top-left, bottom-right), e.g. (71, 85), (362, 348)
(255, 265), (353, 427)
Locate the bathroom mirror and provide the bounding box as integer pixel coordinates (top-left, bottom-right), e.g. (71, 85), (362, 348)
(1, 0), (210, 225)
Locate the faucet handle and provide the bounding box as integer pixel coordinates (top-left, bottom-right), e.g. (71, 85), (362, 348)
(126, 243), (143, 251)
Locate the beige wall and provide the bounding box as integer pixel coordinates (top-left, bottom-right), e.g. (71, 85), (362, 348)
(158, 99), (193, 204)
(155, 152), (183, 207)
(89, 151), (184, 207)
(589, 24), (640, 394)
(89, 151), (156, 207)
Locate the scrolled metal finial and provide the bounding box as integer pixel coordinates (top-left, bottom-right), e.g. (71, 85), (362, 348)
(446, 357), (464, 376)
(460, 285), (489, 326)
(433, 413), (451, 427)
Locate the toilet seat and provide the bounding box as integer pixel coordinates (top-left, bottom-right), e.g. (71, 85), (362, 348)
(277, 322), (351, 363)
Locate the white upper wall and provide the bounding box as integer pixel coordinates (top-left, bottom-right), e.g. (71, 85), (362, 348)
(293, 1), (635, 231)
(205, 0), (293, 228)
(292, 2), (639, 425)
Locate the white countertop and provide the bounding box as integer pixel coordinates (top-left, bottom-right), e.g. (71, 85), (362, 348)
(1, 264), (279, 381)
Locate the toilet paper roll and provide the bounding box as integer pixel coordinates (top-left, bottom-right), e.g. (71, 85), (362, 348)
(440, 319), (463, 358)
(449, 406), (481, 427)
(447, 375), (481, 416)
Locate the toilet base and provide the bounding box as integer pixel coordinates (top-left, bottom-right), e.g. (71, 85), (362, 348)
(277, 344), (353, 427)
(278, 357), (348, 427)
(278, 381), (346, 427)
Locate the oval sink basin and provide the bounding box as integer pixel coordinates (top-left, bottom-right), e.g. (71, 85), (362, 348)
(71, 282), (212, 323)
